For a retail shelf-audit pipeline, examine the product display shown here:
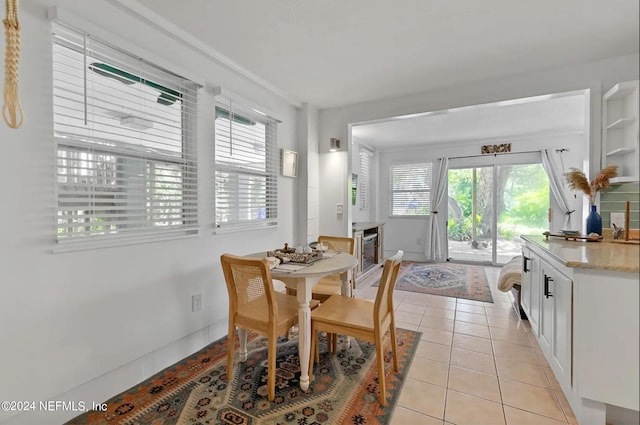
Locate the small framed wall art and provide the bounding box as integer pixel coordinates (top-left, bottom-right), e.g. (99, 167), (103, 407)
(281, 149), (299, 177)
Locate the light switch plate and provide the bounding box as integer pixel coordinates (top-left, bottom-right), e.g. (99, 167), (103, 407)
(336, 203), (343, 214)
(610, 212), (625, 229)
(192, 294), (202, 312)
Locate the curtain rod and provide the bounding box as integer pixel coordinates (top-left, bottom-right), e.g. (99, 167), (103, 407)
(449, 148), (567, 160)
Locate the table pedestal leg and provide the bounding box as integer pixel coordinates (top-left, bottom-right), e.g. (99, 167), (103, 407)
(238, 328), (248, 362)
(340, 271), (352, 350)
(294, 276), (319, 392)
(340, 270), (352, 297)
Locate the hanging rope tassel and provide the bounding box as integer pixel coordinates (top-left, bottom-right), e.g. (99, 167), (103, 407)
(2, 0), (24, 129)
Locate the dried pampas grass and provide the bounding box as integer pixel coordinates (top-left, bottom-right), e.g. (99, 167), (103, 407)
(565, 168), (591, 196)
(564, 166), (618, 199)
(592, 165), (618, 192)
(598, 165), (619, 179)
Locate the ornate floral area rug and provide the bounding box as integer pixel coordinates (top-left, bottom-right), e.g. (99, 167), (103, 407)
(384, 262), (494, 303)
(67, 328), (420, 425)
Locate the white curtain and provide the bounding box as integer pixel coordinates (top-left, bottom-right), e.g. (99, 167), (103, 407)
(426, 157), (449, 260)
(541, 149), (574, 229)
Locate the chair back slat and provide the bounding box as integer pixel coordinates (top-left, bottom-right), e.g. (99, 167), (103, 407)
(317, 235), (355, 255)
(221, 254), (276, 323)
(373, 251), (404, 327)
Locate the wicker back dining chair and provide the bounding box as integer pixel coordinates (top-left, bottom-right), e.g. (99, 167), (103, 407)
(308, 250), (404, 406)
(221, 254), (318, 401)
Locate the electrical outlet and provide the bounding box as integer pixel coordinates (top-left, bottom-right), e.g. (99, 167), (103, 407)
(611, 212), (625, 229)
(336, 203), (343, 215)
(192, 294), (202, 312)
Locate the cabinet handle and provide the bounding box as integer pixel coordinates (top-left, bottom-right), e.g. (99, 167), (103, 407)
(523, 256), (530, 273)
(544, 275), (554, 298)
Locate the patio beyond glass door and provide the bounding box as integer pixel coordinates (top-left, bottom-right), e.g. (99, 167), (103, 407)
(448, 166), (493, 263)
(447, 160), (549, 265)
(495, 163), (549, 263)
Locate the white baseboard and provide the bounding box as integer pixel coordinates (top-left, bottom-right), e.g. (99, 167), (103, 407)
(383, 250), (428, 262)
(606, 404), (640, 425)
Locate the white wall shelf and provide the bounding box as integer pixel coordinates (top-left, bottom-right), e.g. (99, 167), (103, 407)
(606, 117), (635, 130)
(605, 82), (637, 100)
(606, 146), (636, 156)
(602, 80), (639, 182)
(610, 176), (638, 184)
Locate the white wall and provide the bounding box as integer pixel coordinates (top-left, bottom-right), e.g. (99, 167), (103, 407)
(319, 150), (350, 236)
(0, 1), (299, 423)
(297, 105), (320, 245)
(319, 53), (640, 241)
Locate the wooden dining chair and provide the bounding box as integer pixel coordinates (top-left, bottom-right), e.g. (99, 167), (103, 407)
(308, 250), (404, 406)
(220, 254), (319, 401)
(286, 235), (356, 302)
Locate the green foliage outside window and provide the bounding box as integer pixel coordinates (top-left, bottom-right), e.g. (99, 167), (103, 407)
(448, 164), (549, 242)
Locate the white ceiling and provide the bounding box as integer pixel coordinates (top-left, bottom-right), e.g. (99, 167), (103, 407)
(131, 0), (637, 109)
(352, 91), (587, 150)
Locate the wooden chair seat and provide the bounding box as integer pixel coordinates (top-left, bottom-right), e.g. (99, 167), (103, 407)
(310, 276), (342, 297)
(309, 250), (404, 406)
(235, 292), (318, 332)
(307, 295), (377, 332)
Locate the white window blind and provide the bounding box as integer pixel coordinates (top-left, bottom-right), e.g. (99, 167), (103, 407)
(52, 22), (199, 247)
(214, 98), (278, 231)
(359, 147), (372, 211)
(389, 162), (433, 216)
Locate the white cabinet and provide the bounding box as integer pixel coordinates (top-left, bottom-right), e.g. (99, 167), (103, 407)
(520, 247), (540, 335)
(376, 226), (384, 264)
(602, 80), (639, 183)
(522, 246), (573, 390)
(538, 268), (553, 356)
(520, 248), (531, 316)
(523, 236), (639, 424)
(353, 230), (363, 276)
(540, 262), (572, 387)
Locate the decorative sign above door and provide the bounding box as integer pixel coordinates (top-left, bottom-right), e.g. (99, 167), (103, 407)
(481, 143), (511, 154)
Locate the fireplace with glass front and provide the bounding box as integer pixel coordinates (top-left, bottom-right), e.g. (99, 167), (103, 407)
(352, 222), (384, 284)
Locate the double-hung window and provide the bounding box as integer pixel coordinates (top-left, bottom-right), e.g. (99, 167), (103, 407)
(52, 22), (199, 248)
(389, 162), (433, 216)
(214, 99), (278, 231)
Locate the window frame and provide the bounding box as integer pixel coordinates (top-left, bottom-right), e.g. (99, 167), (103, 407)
(389, 161), (433, 217)
(213, 101), (279, 233)
(52, 22), (199, 250)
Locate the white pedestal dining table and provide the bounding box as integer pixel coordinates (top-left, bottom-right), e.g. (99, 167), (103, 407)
(249, 251), (357, 391)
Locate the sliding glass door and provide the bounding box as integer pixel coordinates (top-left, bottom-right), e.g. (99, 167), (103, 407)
(447, 154), (549, 265)
(494, 163), (549, 263)
(448, 166), (494, 263)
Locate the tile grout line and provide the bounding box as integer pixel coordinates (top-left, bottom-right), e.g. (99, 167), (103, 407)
(487, 302), (510, 425)
(486, 302), (572, 424)
(441, 297), (458, 423)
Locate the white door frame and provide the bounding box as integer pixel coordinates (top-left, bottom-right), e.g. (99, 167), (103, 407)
(448, 152), (543, 265)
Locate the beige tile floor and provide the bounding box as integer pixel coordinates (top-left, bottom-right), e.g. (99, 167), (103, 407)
(354, 265), (578, 425)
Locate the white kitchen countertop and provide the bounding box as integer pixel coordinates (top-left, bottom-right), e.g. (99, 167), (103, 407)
(521, 235), (639, 272)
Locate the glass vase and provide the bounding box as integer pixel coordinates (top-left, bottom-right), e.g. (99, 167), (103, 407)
(586, 204), (602, 236)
